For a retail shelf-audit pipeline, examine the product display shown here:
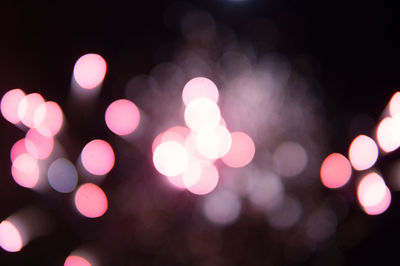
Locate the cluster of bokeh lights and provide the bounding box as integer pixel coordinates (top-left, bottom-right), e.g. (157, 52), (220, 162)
(152, 77), (256, 195)
(320, 91), (400, 215)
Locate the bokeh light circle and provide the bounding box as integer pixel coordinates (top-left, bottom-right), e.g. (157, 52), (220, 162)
(105, 99), (140, 136)
(1, 88), (25, 124)
(182, 77), (219, 105)
(64, 255), (92, 266)
(17, 93), (45, 128)
(153, 141), (189, 177)
(11, 153), (40, 188)
(320, 153), (352, 189)
(184, 97), (221, 133)
(33, 101), (64, 136)
(222, 131), (255, 168)
(0, 220), (23, 252)
(25, 128), (54, 160)
(349, 135), (379, 171)
(195, 125), (232, 159)
(48, 158), (78, 193)
(81, 139), (115, 176)
(74, 183), (108, 218)
(73, 53), (107, 89)
(186, 163), (219, 195)
(357, 172), (387, 208)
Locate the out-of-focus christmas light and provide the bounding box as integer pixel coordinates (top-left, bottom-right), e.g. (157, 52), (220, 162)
(320, 153), (352, 189)
(348, 135), (378, 171)
(73, 53), (107, 90)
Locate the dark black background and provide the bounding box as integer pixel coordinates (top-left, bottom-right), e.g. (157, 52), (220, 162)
(1, 0), (400, 265)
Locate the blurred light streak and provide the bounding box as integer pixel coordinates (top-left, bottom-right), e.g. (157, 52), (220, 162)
(222, 131), (255, 168)
(195, 124), (232, 160)
(348, 135), (378, 171)
(105, 99), (140, 136)
(0, 220), (23, 252)
(11, 153), (40, 188)
(320, 153), (352, 189)
(186, 163), (219, 195)
(74, 183), (108, 218)
(153, 141), (189, 177)
(81, 139), (115, 176)
(73, 53), (107, 90)
(184, 97), (221, 133)
(33, 101), (64, 137)
(25, 128), (54, 159)
(1, 88), (25, 124)
(203, 189), (241, 226)
(376, 117), (400, 152)
(47, 158), (78, 193)
(182, 77), (219, 105)
(272, 141), (308, 177)
(17, 93), (45, 128)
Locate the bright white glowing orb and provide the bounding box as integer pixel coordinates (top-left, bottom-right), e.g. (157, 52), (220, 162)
(357, 172), (387, 208)
(363, 186), (391, 215)
(184, 97), (221, 133)
(105, 99), (140, 136)
(0, 220), (23, 252)
(195, 125), (232, 159)
(182, 77), (219, 105)
(17, 93), (45, 128)
(48, 158), (78, 193)
(81, 139), (115, 176)
(73, 53), (107, 89)
(320, 153), (352, 189)
(153, 141), (189, 177)
(349, 135), (379, 171)
(1, 88), (25, 124)
(75, 183), (108, 218)
(33, 101), (64, 136)
(376, 117), (400, 153)
(11, 153), (40, 188)
(222, 132), (255, 168)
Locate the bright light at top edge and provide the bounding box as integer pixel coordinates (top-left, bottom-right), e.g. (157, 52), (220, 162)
(389, 91), (400, 118)
(182, 77), (219, 106)
(64, 255), (92, 266)
(73, 53), (107, 90)
(348, 135), (379, 171)
(184, 97), (221, 133)
(1, 89), (25, 124)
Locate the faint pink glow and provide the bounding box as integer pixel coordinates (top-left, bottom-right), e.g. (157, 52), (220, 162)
(222, 132), (255, 168)
(320, 153), (352, 189)
(182, 77), (219, 105)
(1, 88), (25, 124)
(184, 97), (221, 133)
(357, 172), (387, 208)
(10, 139), (28, 162)
(33, 101), (64, 136)
(81, 140), (115, 176)
(73, 53), (107, 90)
(195, 125), (232, 159)
(203, 189), (241, 226)
(11, 153), (39, 188)
(167, 126), (191, 139)
(153, 141), (189, 176)
(182, 158), (202, 188)
(349, 135), (379, 171)
(273, 141), (308, 177)
(74, 183), (108, 218)
(186, 163), (219, 195)
(363, 186), (391, 215)
(165, 175), (186, 189)
(376, 117), (400, 153)
(17, 93), (45, 128)
(64, 255), (91, 266)
(0, 220), (23, 252)
(25, 128), (54, 159)
(105, 99), (140, 136)
(389, 91), (400, 118)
